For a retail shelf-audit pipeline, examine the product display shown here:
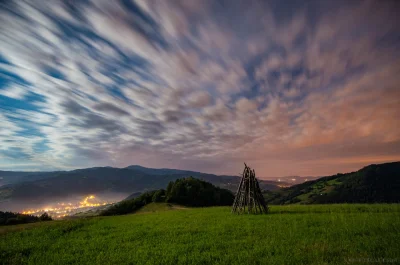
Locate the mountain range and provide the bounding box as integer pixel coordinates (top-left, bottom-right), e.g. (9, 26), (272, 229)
(0, 165), (283, 211)
(2, 162), (398, 212)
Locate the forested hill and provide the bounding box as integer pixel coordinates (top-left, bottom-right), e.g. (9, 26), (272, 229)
(101, 177), (234, 216)
(264, 162), (400, 204)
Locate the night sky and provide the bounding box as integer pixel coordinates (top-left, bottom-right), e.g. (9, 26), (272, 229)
(0, 0), (399, 178)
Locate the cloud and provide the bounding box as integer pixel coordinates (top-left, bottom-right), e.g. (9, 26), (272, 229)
(185, 91), (212, 108)
(236, 98), (257, 113)
(0, 0), (399, 177)
(0, 84), (29, 99)
(93, 102), (130, 116)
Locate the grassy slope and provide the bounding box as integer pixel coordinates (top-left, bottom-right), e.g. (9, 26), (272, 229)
(1, 204), (400, 265)
(135, 203), (188, 214)
(265, 162), (400, 204)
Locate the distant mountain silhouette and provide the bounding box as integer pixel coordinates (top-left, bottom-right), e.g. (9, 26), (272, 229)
(264, 162), (400, 204)
(0, 171), (61, 187)
(0, 165), (281, 211)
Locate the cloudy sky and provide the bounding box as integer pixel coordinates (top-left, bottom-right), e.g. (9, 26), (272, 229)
(0, 0), (399, 178)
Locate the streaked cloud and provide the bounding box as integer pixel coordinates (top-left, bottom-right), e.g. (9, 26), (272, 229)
(0, 0), (399, 177)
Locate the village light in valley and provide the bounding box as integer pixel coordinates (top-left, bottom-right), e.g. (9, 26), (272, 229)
(22, 194), (115, 219)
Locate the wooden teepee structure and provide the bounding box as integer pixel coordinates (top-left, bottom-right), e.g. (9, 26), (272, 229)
(231, 163), (268, 214)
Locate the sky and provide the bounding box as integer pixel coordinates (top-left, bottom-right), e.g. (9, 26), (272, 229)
(0, 0), (399, 178)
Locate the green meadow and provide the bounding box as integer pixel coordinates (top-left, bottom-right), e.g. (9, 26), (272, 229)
(1, 204), (400, 265)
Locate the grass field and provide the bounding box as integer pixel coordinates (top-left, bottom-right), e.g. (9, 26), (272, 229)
(1, 204), (400, 265)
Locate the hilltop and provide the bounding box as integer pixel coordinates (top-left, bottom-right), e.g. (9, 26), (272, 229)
(101, 177), (234, 216)
(265, 162), (400, 204)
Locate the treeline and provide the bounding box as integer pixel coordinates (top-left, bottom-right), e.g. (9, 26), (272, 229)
(0, 211), (52, 226)
(101, 177), (234, 216)
(100, 191), (157, 216)
(165, 177), (234, 206)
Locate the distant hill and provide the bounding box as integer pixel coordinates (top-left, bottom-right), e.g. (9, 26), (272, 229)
(265, 162), (400, 204)
(269, 176), (320, 186)
(125, 165), (282, 191)
(125, 165), (199, 175)
(0, 165), (281, 211)
(0, 171), (60, 187)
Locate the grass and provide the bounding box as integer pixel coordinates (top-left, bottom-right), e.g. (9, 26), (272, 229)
(1, 204), (400, 265)
(294, 179), (343, 203)
(134, 203), (188, 214)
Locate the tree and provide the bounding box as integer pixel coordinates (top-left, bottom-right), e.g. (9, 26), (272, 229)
(39, 212), (52, 221)
(152, 189), (165, 202)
